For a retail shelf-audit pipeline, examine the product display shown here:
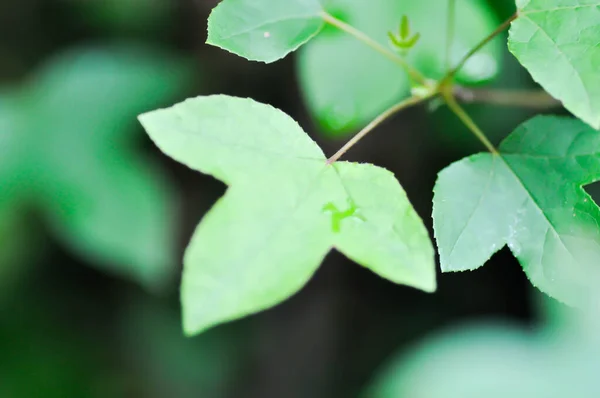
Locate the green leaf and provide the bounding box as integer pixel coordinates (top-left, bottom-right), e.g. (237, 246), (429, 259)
(366, 324), (539, 398)
(0, 205), (35, 298)
(206, 0), (324, 63)
(139, 95), (436, 335)
(0, 45), (188, 287)
(433, 115), (600, 306)
(298, 0), (502, 135)
(508, 0), (600, 129)
(364, 299), (600, 398)
(206, 0), (501, 135)
(0, 95), (24, 195)
(0, 96), (37, 284)
(400, 15), (410, 40)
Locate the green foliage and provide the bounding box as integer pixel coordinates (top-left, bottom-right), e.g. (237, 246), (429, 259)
(207, 0), (501, 135)
(143, 0), (600, 335)
(21, 0), (600, 394)
(207, 0), (324, 62)
(139, 95), (436, 335)
(298, 0), (501, 134)
(434, 116), (600, 306)
(509, 0), (600, 128)
(388, 16), (421, 52)
(0, 45), (188, 287)
(0, 204), (35, 296)
(365, 299), (600, 398)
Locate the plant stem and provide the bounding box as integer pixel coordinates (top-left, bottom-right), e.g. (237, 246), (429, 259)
(445, 0), (456, 71)
(327, 94), (433, 164)
(453, 86), (562, 109)
(443, 12), (518, 82)
(320, 11), (426, 84)
(443, 92), (498, 154)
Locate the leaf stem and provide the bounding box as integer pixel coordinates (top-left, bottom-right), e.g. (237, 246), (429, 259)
(324, 10), (523, 162)
(443, 12), (517, 82)
(444, 0), (456, 71)
(443, 91), (498, 154)
(320, 11), (426, 84)
(453, 86), (562, 109)
(327, 94), (433, 164)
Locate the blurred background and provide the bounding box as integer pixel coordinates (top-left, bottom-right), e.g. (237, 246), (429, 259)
(0, 0), (588, 397)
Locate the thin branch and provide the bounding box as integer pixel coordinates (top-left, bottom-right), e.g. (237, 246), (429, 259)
(320, 11), (426, 84)
(445, 0), (456, 71)
(443, 12), (518, 82)
(327, 94), (433, 164)
(443, 92), (498, 154)
(454, 86), (562, 109)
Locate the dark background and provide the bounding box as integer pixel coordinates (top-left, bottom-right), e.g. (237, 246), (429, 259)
(0, 0), (559, 396)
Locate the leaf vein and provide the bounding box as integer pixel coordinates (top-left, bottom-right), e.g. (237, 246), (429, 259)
(521, 4), (600, 15)
(522, 15), (593, 117)
(448, 156), (497, 259)
(215, 14), (322, 41)
(500, 155), (580, 268)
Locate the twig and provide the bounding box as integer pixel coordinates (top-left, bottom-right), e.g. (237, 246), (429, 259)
(443, 12), (518, 82)
(453, 86), (562, 109)
(320, 11), (426, 84)
(443, 92), (498, 154)
(445, 0), (456, 71)
(327, 94), (433, 164)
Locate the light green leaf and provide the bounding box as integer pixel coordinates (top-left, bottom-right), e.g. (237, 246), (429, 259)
(0, 95), (35, 282)
(366, 324), (541, 398)
(139, 95), (435, 335)
(365, 322), (600, 398)
(0, 94), (24, 195)
(0, 45), (188, 287)
(508, 0), (600, 129)
(433, 115), (600, 306)
(0, 205), (35, 298)
(365, 299), (600, 398)
(299, 0), (502, 135)
(207, 0), (324, 63)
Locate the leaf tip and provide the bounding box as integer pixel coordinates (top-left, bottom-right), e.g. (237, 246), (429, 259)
(181, 298), (216, 338)
(420, 275), (437, 293)
(182, 317), (203, 338)
(137, 111), (150, 125)
(137, 110), (160, 137)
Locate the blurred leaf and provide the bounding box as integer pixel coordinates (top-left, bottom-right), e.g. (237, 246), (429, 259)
(0, 45), (189, 288)
(367, 324), (540, 398)
(365, 300), (600, 398)
(0, 95), (37, 290)
(298, 0), (502, 135)
(139, 95), (435, 335)
(433, 116), (600, 306)
(486, 0), (518, 19)
(206, 0), (501, 136)
(508, 0), (600, 128)
(0, 205), (35, 297)
(207, 0), (324, 62)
